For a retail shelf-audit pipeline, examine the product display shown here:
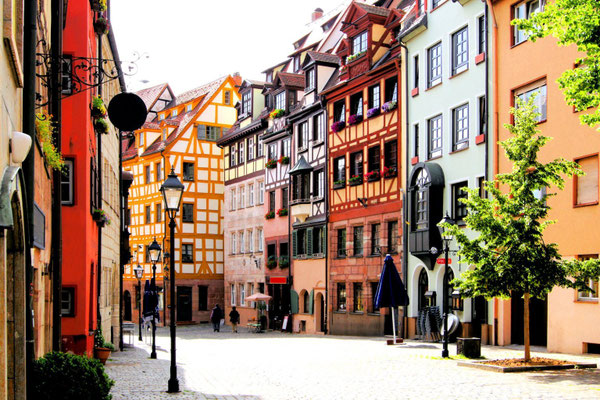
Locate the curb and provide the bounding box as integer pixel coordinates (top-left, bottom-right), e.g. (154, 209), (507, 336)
(457, 360), (597, 373)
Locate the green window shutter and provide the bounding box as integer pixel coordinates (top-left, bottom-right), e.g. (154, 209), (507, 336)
(309, 289), (314, 315)
(307, 228), (313, 256)
(292, 230), (298, 258)
(321, 227), (327, 255)
(290, 290), (299, 314)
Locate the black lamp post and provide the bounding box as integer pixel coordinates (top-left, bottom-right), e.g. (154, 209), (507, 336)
(438, 212), (455, 358)
(148, 238), (162, 359)
(133, 265), (144, 341)
(160, 168), (184, 393)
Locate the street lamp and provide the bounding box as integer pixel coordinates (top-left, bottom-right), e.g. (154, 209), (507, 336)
(438, 212), (455, 358)
(148, 238), (161, 359)
(160, 168), (184, 393)
(133, 265), (144, 341)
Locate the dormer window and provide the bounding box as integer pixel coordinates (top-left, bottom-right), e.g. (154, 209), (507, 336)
(139, 133), (144, 147)
(275, 91), (286, 110)
(162, 128), (167, 140)
(159, 113), (165, 121)
(353, 31), (368, 55)
(186, 104), (192, 112)
(172, 109), (178, 117)
(242, 92), (252, 115)
(306, 69), (315, 91)
(294, 55), (301, 72)
(266, 72), (273, 83)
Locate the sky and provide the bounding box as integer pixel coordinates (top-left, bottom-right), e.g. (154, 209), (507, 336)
(111, 0), (351, 95)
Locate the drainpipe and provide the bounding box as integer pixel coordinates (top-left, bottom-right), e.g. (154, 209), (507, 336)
(323, 97), (329, 335)
(50, 0), (64, 353)
(484, 0), (490, 183)
(96, 18), (103, 339)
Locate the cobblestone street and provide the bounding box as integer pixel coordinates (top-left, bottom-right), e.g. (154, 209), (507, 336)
(106, 325), (600, 399)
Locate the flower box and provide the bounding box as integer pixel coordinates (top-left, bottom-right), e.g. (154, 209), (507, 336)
(269, 109), (285, 119)
(365, 170), (380, 182)
(277, 208), (288, 217)
(333, 180), (345, 189)
(348, 175), (362, 186)
(265, 211), (275, 220)
(348, 114), (363, 126)
(279, 256), (289, 269)
(278, 156), (289, 165)
(367, 108), (380, 118)
(331, 121), (346, 133)
(265, 159), (277, 169)
(90, 0), (107, 12)
(346, 51), (366, 63)
(382, 166), (397, 179)
(382, 101), (397, 113)
(266, 256), (277, 269)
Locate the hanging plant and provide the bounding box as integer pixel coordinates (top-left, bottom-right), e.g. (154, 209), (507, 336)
(35, 111), (65, 171)
(331, 121), (346, 133)
(94, 17), (109, 36)
(92, 208), (111, 227)
(91, 95), (107, 119)
(90, 0), (107, 12)
(94, 117), (109, 134)
(269, 109), (285, 119)
(348, 114), (363, 126)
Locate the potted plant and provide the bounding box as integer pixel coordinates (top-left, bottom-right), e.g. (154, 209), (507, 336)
(278, 156), (290, 165)
(333, 179), (346, 189)
(94, 17), (109, 35)
(265, 159), (277, 169)
(91, 96), (107, 119)
(348, 114), (363, 126)
(266, 256), (277, 269)
(277, 208), (288, 217)
(35, 111), (64, 171)
(92, 208), (111, 227)
(93, 329), (114, 365)
(382, 101), (397, 113)
(331, 121), (346, 133)
(90, 0), (107, 12)
(346, 51), (366, 63)
(365, 170), (380, 182)
(94, 117), (109, 134)
(279, 256), (289, 268)
(348, 175), (362, 186)
(382, 165), (397, 178)
(265, 211), (275, 220)
(367, 107), (380, 118)
(269, 109), (285, 119)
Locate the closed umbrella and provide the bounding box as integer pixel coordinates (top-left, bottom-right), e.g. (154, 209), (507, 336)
(142, 279), (152, 319)
(374, 255), (409, 344)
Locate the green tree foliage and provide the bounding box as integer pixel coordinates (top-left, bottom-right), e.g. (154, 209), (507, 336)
(442, 98), (600, 360)
(513, 0), (600, 129)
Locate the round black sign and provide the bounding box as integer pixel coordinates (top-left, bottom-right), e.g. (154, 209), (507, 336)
(108, 92), (148, 131)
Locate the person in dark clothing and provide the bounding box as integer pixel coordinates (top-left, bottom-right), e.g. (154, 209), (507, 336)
(210, 304), (223, 332)
(229, 306), (240, 333)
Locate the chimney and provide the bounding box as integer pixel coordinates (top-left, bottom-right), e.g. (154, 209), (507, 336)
(232, 72), (242, 87)
(312, 8), (324, 22)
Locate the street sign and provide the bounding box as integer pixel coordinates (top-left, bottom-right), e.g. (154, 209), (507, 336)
(436, 258), (451, 264)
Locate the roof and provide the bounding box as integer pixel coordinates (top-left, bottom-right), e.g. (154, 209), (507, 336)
(305, 51), (340, 66)
(136, 83), (169, 109)
(217, 118), (267, 147)
(356, 2), (391, 17)
(276, 72), (305, 88)
(173, 75), (228, 106)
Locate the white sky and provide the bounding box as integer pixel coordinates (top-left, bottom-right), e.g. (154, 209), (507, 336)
(111, 0), (350, 95)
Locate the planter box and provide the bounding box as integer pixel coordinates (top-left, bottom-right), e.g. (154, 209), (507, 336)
(457, 337), (481, 358)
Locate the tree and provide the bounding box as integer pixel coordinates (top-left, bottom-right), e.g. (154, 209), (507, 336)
(443, 98), (600, 361)
(513, 0), (600, 130)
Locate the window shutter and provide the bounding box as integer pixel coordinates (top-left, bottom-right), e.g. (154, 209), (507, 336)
(290, 290), (299, 314)
(308, 289), (314, 315)
(307, 228), (313, 256)
(321, 227), (327, 255)
(292, 230), (298, 258)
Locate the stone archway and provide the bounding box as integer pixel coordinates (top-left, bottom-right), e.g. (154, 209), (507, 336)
(315, 292), (324, 333)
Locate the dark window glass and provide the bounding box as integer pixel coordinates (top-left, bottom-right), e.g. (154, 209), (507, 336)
(306, 69), (315, 90)
(350, 151), (363, 178)
(479, 96), (487, 135)
(387, 220), (398, 253)
(145, 165), (151, 184)
(281, 187), (289, 209)
(413, 55), (419, 89)
(198, 286), (208, 310)
(385, 77), (398, 103)
(333, 100), (345, 122)
(182, 244), (193, 263)
(368, 146), (381, 173)
(428, 115), (443, 159)
(313, 226), (324, 255)
(353, 226), (363, 256)
(61, 287), (75, 317)
(313, 113), (325, 142)
(371, 282), (380, 313)
(269, 191), (276, 213)
(452, 181), (469, 222)
(413, 124), (419, 158)
(182, 203), (194, 222)
(61, 159), (74, 205)
(353, 283), (364, 312)
(156, 162), (162, 181)
(156, 203), (162, 223)
(452, 104), (469, 151)
(371, 223), (380, 255)
(350, 92), (363, 116)
(385, 140), (397, 170)
(145, 205), (151, 224)
(337, 283), (347, 311)
(183, 162), (194, 181)
(478, 15), (486, 54)
(337, 228), (346, 257)
(413, 169), (430, 231)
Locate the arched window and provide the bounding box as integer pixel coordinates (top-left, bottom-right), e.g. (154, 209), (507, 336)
(418, 269), (429, 310)
(304, 291), (310, 314)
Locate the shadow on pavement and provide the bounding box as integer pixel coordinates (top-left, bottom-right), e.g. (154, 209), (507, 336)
(525, 368), (600, 386)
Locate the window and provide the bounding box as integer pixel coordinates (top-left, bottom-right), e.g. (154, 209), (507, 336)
(350, 151), (363, 178)
(370, 282), (380, 313)
(428, 114), (443, 159)
(353, 283), (364, 312)
(156, 162), (162, 181)
(231, 232), (237, 254)
(249, 184), (255, 206)
(577, 255), (599, 300)
(182, 244), (193, 263)
(61, 287), (75, 317)
(156, 203), (162, 223)
(248, 137), (255, 161)
(183, 162), (194, 181)
(145, 165), (151, 184)
(266, 71), (273, 83)
(281, 186), (289, 210)
(333, 100), (345, 122)
(61, 56), (73, 95)
(478, 15), (486, 54)
(452, 181), (469, 223)
(182, 203), (194, 222)
(257, 137), (263, 158)
(240, 283), (246, 304)
(334, 156), (346, 183)
(294, 55), (301, 72)
(306, 69), (315, 90)
(337, 283), (347, 311)
(268, 144), (277, 161)
(257, 228), (263, 252)
(432, 0), (441, 8)
(313, 226), (325, 255)
(248, 229), (254, 252)
(369, 85), (380, 110)
(269, 191), (276, 213)
(413, 55), (419, 89)
(275, 91), (286, 110)
(478, 96), (487, 135)
(126, 208), (131, 226)
(303, 291), (310, 313)
(313, 113), (324, 142)
(298, 123), (308, 150)
(387, 220), (398, 253)
(385, 76), (398, 103)
(239, 186), (246, 208)
(242, 92), (252, 115)
(515, 81), (547, 122)
(239, 231), (245, 253)
(353, 226), (364, 256)
(385, 140), (398, 171)
(513, 0), (544, 45)
(162, 128), (167, 141)
(230, 145), (237, 167)
(313, 169), (324, 198)
(230, 188), (236, 211)
(414, 169), (430, 230)
(198, 286), (208, 310)
(139, 133), (144, 147)
(145, 205), (151, 224)
(61, 159), (74, 205)
(258, 181), (265, 204)
(337, 228), (346, 257)
(452, 104), (469, 151)
(575, 155), (599, 206)
(231, 284), (236, 306)
(413, 124), (420, 158)
(239, 142), (245, 164)
(224, 90), (231, 105)
(427, 43), (442, 87)
(353, 31), (368, 55)
(371, 223), (380, 255)
(293, 173), (310, 201)
(171, 109), (178, 118)
(368, 146), (380, 173)
(296, 228), (307, 256)
(452, 27), (469, 75)
(198, 125), (222, 141)
(186, 104), (192, 112)
(350, 92), (363, 116)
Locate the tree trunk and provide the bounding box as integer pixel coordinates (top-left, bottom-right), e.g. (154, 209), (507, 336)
(523, 292), (530, 362)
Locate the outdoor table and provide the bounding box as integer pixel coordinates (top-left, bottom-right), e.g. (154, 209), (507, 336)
(247, 323), (262, 333)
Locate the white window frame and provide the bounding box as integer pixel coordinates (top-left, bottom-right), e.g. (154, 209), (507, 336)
(427, 42), (442, 88)
(258, 181), (265, 204)
(240, 283), (246, 305)
(258, 228), (264, 252)
(239, 186), (245, 209)
(452, 26), (469, 75)
(249, 184), (255, 206)
(231, 188), (236, 211)
(61, 159), (74, 205)
(353, 31), (368, 55)
(231, 284), (236, 306)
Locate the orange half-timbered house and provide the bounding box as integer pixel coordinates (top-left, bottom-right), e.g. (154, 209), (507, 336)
(122, 75), (240, 325)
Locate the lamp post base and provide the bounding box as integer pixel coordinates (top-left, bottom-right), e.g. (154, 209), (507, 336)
(167, 378), (179, 393)
(150, 352), (157, 359)
(442, 349), (449, 358)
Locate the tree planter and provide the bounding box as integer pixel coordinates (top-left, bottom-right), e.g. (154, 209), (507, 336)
(94, 347), (111, 365)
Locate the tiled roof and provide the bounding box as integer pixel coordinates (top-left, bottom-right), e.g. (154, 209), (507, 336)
(136, 83), (168, 109)
(356, 2), (390, 18)
(306, 51), (340, 65)
(121, 136), (138, 161)
(174, 76), (228, 105)
(278, 72), (305, 88)
(143, 121), (160, 130)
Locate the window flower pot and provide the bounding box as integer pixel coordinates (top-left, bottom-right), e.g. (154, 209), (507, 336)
(279, 256), (289, 269)
(348, 175), (362, 186)
(348, 114), (363, 126)
(93, 17), (109, 36)
(333, 180), (345, 189)
(367, 108), (380, 118)
(94, 117), (109, 134)
(331, 121), (346, 133)
(382, 101), (397, 113)
(278, 156), (289, 165)
(277, 208), (288, 217)
(269, 109), (285, 119)
(266, 256), (277, 269)
(383, 166), (397, 179)
(365, 170), (380, 182)
(346, 51), (366, 63)
(266, 159), (277, 169)
(265, 211), (275, 220)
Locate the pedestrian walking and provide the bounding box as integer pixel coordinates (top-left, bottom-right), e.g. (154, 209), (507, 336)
(229, 306), (240, 333)
(210, 304), (223, 332)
